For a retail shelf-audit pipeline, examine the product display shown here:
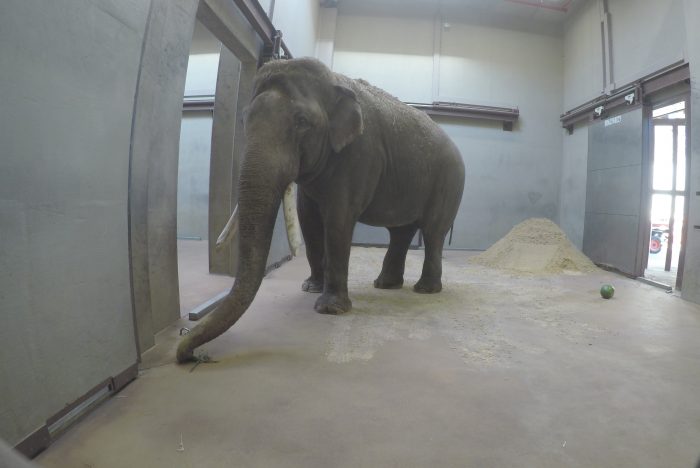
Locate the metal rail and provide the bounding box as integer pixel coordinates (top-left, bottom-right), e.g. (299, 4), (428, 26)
(407, 101), (520, 131)
(560, 62), (690, 134)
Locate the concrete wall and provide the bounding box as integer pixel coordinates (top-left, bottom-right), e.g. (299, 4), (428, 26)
(334, 16), (434, 103)
(333, 15), (564, 249)
(178, 111), (214, 240)
(178, 24), (219, 242)
(559, 0), (688, 250)
(129, 0), (199, 353)
(558, 0), (600, 248)
(559, 122), (589, 249)
(608, 0), (686, 87)
(562, 0), (603, 110)
(272, 0), (320, 58)
(0, 0), (321, 448)
(0, 0), (145, 445)
(680, 0), (700, 303)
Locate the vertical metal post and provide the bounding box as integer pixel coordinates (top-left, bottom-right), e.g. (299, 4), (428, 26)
(432, 15), (442, 103)
(665, 124), (679, 271)
(599, 0), (614, 94)
(677, 96), (691, 290)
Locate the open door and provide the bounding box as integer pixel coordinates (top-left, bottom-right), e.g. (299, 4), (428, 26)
(583, 107), (645, 276)
(643, 99), (690, 289)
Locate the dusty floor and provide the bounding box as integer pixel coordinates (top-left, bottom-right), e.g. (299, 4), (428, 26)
(37, 247), (700, 467)
(177, 239), (231, 316)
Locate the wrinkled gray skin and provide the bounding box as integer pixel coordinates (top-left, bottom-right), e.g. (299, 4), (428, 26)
(177, 58), (465, 363)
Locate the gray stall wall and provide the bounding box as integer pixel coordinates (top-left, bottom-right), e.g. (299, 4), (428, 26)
(178, 111), (214, 240)
(0, 0), (145, 445)
(333, 15), (563, 250)
(680, 0), (700, 303)
(560, 0), (688, 251)
(271, 0), (320, 57)
(129, 0), (199, 353)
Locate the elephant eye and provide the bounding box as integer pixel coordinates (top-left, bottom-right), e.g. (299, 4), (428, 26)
(294, 114), (311, 129)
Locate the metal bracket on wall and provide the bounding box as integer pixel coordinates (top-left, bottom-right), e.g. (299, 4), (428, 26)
(260, 29), (285, 65)
(231, 0), (292, 66)
(561, 62), (690, 134)
(13, 364), (138, 459)
(407, 101), (519, 131)
(182, 95), (215, 111)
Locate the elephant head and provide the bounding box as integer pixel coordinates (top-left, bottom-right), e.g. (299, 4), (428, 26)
(176, 58), (364, 362)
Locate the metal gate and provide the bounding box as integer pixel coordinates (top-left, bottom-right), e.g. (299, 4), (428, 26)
(583, 107), (646, 276)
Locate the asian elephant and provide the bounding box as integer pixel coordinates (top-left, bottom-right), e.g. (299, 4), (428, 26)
(176, 58), (465, 362)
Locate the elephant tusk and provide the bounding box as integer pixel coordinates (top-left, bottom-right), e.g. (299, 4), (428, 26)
(215, 204), (239, 250)
(283, 183), (302, 257)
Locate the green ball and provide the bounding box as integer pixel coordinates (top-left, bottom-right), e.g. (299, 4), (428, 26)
(600, 284), (615, 299)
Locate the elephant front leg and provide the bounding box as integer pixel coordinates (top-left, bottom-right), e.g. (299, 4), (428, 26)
(314, 220), (354, 315)
(298, 189), (324, 293)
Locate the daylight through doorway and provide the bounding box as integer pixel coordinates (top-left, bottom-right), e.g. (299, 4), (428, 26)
(644, 100), (689, 289)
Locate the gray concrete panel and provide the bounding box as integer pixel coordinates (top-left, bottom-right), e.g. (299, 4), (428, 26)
(177, 111), (214, 240)
(0, 0), (146, 444)
(353, 224), (390, 245)
(681, 0), (700, 303)
(559, 123), (589, 249)
(447, 127), (560, 251)
(197, 0), (261, 64)
(209, 48), (242, 276)
(129, 0), (199, 347)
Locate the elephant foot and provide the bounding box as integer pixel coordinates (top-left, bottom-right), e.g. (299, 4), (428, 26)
(302, 276), (323, 293)
(373, 274), (404, 289)
(414, 278), (442, 294)
(314, 293), (352, 315)
(176, 339), (197, 364)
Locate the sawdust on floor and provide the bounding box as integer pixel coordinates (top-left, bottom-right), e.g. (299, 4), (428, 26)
(326, 246), (606, 366)
(470, 218), (597, 275)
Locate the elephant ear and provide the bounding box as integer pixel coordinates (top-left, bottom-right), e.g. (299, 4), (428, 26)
(329, 85), (363, 153)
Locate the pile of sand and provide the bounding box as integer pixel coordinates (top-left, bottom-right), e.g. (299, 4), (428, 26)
(470, 218), (596, 274)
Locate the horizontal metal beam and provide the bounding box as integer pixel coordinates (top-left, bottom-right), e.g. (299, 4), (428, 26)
(232, 0), (291, 60)
(183, 95), (215, 111)
(197, 0), (260, 63)
(561, 62), (690, 133)
(407, 101), (519, 131)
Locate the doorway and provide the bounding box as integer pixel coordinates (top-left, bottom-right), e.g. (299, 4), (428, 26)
(177, 21), (231, 317)
(644, 99), (690, 289)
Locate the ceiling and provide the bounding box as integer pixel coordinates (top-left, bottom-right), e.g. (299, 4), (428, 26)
(336, 0), (585, 36)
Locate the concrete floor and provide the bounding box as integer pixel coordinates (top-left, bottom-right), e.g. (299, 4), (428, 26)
(37, 247), (700, 467)
(645, 238), (680, 287)
(177, 239), (231, 317)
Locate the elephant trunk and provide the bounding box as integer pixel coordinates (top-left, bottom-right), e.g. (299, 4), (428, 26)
(176, 149), (290, 363)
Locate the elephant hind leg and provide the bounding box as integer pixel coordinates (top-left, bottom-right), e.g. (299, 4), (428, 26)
(374, 224), (419, 289)
(298, 189), (324, 293)
(414, 227), (446, 294)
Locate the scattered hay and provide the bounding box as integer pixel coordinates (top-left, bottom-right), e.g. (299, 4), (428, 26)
(470, 218), (596, 275)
